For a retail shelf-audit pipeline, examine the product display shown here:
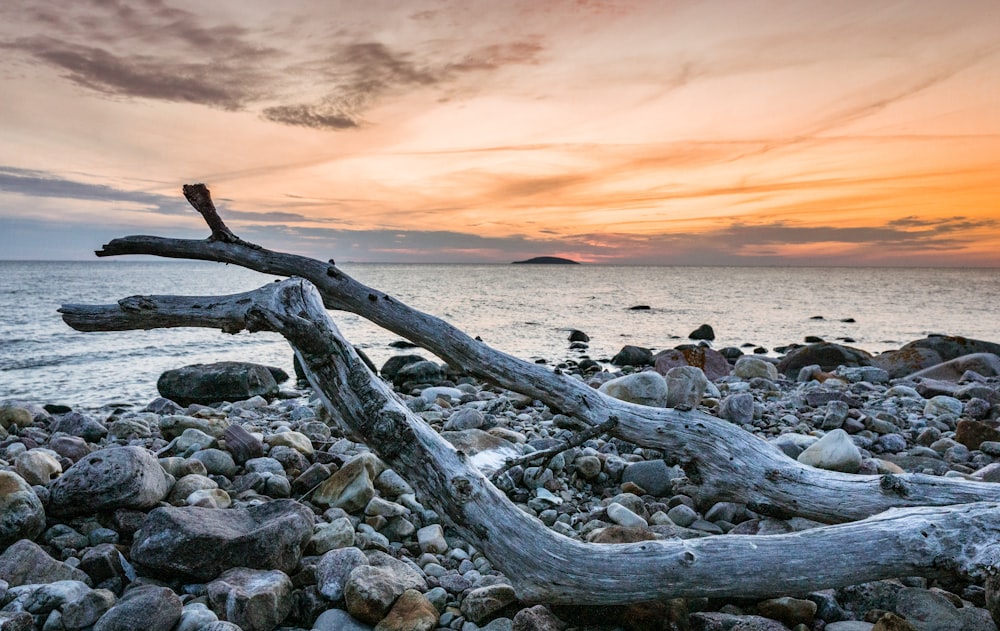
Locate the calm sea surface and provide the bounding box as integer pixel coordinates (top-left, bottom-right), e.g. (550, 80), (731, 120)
(1, 261), (997, 410)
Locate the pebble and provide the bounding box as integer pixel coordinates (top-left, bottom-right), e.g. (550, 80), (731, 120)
(0, 332), (997, 631)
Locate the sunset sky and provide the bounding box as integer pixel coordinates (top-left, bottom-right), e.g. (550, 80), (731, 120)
(1, 0), (998, 265)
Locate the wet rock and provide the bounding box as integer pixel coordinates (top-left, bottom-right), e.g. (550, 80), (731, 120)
(777, 343), (873, 378)
(0, 471), (45, 547)
(93, 585), (182, 631)
(664, 366), (709, 410)
(797, 429), (862, 473)
(0, 540), (90, 587)
(207, 568), (293, 631)
(374, 588), (438, 631)
(598, 372), (668, 407)
(48, 446), (173, 516)
(158, 361), (280, 406)
(654, 347), (730, 381)
(131, 499), (313, 580)
(688, 324), (715, 341)
(568, 330), (590, 343)
(461, 584), (518, 624)
(611, 345), (654, 367)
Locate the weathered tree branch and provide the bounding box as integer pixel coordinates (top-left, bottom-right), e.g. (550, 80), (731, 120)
(489, 417), (619, 482)
(84, 186), (1000, 524)
(57, 278), (1000, 604)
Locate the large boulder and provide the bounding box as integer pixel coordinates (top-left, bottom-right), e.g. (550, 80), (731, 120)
(871, 347), (944, 380)
(48, 446), (173, 516)
(131, 499), (314, 580)
(0, 471), (46, 547)
(776, 343), (872, 378)
(157, 362), (279, 406)
(598, 372), (668, 407)
(653, 347), (730, 381)
(380, 355), (426, 382)
(906, 353), (1000, 381)
(902, 335), (1000, 363)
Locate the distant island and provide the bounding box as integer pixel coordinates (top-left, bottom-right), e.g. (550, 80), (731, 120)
(511, 256), (580, 265)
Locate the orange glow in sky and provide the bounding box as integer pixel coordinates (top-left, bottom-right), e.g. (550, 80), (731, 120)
(1, 0), (998, 265)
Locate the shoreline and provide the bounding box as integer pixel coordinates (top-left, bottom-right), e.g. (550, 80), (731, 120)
(2, 335), (1000, 630)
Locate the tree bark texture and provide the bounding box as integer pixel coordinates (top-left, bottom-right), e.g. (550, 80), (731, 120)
(58, 279), (1000, 604)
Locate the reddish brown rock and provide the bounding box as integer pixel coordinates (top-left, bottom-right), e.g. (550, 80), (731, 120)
(955, 419), (1000, 451)
(654, 347), (730, 381)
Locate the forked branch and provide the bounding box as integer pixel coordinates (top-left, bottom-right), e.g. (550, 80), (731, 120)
(58, 279), (1000, 604)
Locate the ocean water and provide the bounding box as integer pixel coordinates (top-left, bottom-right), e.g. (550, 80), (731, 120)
(1, 261), (997, 410)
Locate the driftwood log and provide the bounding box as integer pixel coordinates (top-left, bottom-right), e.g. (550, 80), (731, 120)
(59, 278), (1000, 603)
(79, 184), (1000, 524)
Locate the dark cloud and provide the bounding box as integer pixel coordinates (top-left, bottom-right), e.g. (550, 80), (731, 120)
(9, 37), (260, 109)
(260, 104), (359, 130)
(0, 166), (187, 214)
(2, 1), (545, 130)
(262, 39), (542, 130)
(2, 1), (279, 109)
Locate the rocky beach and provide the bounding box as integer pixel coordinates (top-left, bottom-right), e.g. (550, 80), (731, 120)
(3, 331), (1000, 631)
